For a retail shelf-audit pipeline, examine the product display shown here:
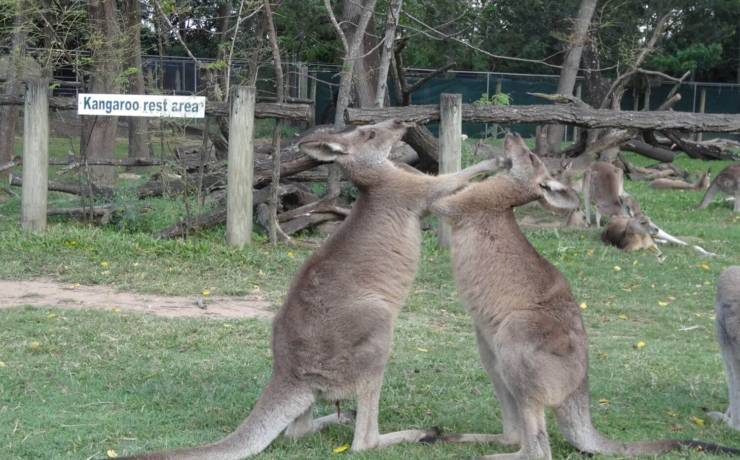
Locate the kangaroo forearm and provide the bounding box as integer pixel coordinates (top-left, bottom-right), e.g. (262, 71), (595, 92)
(429, 160), (498, 200)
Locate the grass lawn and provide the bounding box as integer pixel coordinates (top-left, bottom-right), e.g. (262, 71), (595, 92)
(0, 136), (739, 459)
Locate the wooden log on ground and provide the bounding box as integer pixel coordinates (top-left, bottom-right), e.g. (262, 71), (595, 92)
(158, 184), (300, 239)
(48, 205), (118, 224)
(661, 131), (735, 160)
(621, 139), (675, 162)
(0, 155), (20, 173)
(281, 212), (340, 235)
(346, 104), (740, 133)
(49, 157), (166, 167)
(10, 174), (115, 197)
(402, 125), (439, 171)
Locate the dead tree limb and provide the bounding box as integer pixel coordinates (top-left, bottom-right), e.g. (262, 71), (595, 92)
(10, 174), (114, 197)
(346, 104), (740, 132)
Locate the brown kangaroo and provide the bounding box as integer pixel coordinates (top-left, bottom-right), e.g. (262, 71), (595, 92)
(709, 266), (740, 430)
(582, 161), (625, 226)
(698, 164), (740, 212)
(431, 133), (738, 459)
(650, 170), (710, 190)
(601, 213), (661, 254)
(116, 119), (501, 460)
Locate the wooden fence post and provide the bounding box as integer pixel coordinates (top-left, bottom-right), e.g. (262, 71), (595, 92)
(226, 85), (256, 247)
(21, 78), (49, 232)
(697, 87), (707, 142)
(437, 93), (462, 247)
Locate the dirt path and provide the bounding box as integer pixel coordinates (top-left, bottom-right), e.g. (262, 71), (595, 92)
(0, 279), (274, 320)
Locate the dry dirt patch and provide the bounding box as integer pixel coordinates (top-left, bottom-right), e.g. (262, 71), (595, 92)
(0, 279), (274, 320)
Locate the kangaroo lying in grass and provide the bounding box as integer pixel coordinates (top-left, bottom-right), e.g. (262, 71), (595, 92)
(710, 266), (740, 430)
(650, 170), (710, 190)
(431, 133), (738, 459)
(117, 119), (501, 460)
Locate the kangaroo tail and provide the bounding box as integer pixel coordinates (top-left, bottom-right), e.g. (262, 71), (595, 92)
(119, 377), (314, 460)
(555, 382), (740, 456)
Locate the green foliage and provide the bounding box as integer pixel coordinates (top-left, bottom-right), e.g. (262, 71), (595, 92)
(474, 92), (511, 106)
(649, 43), (724, 75)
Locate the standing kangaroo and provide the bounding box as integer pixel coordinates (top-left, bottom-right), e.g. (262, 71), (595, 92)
(709, 266), (740, 430)
(117, 119), (500, 460)
(431, 134), (737, 459)
(582, 161), (625, 226)
(650, 170), (710, 190)
(698, 164), (740, 212)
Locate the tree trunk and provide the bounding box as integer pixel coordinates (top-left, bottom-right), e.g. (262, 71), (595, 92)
(342, 0), (380, 107)
(374, 0), (403, 108)
(546, 0), (597, 152)
(123, 0), (148, 159)
(83, 0), (121, 185)
(0, 1), (26, 165)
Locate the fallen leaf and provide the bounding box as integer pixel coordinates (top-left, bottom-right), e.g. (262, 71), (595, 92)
(30, 341), (41, 350)
(634, 341), (646, 350)
(598, 398), (609, 406)
(333, 444), (350, 454)
(690, 416), (705, 427)
(598, 352), (609, 360)
(107, 449), (118, 458)
(666, 410), (679, 417)
(699, 263), (710, 270)
(100, 261), (109, 268)
(658, 301), (669, 307)
(287, 251), (295, 258)
(202, 289), (210, 297)
(579, 302), (588, 310)
(0, 361), (6, 368)
(112, 307), (121, 313)
(613, 266), (622, 272)
(416, 347), (429, 353)
(618, 314), (628, 320)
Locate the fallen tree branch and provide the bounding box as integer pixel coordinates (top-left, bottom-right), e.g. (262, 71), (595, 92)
(10, 174), (114, 197)
(346, 104), (740, 132)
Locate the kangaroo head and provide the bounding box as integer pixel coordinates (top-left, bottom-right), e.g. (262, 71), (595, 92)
(298, 119), (412, 171)
(505, 133), (579, 210)
(626, 213), (659, 237)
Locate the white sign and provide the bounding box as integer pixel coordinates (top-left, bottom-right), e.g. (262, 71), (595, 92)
(78, 93), (206, 118)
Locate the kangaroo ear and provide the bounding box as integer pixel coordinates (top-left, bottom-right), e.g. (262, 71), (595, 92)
(299, 140), (349, 162)
(539, 180), (579, 210)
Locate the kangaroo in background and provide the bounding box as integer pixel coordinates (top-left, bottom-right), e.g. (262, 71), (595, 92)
(698, 164), (740, 212)
(582, 161), (625, 226)
(650, 170), (710, 190)
(431, 134), (737, 459)
(709, 266), (740, 430)
(117, 119), (501, 460)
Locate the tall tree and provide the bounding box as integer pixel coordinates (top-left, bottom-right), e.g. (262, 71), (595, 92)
(546, 0), (597, 152)
(0, 0), (26, 165)
(123, 0), (149, 159)
(82, 0), (122, 185)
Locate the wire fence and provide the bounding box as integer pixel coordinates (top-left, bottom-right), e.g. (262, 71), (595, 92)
(9, 49), (740, 140)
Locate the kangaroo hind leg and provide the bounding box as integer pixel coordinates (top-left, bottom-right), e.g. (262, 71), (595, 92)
(283, 404), (355, 439)
(475, 403), (550, 460)
(350, 377), (438, 451)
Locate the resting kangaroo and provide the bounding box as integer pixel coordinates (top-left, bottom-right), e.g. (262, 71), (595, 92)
(431, 133), (738, 459)
(698, 164), (740, 212)
(650, 170), (710, 190)
(117, 119), (500, 460)
(601, 212), (661, 254)
(709, 266), (740, 430)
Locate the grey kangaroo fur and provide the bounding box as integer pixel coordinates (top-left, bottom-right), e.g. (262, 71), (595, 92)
(698, 164), (740, 212)
(431, 133), (739, 459)
(582, 161), (624, 227)
(650, 170), (710, 190)
(116, 119), (501, 460)
(709, 266), (740, 430)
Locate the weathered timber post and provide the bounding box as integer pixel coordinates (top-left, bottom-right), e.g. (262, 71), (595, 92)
(438, 93), (462, 247)
(226, 86), (256, 247)
(21, 78), (49, 232)
(697, 87), (707, 142)
(308, 75), (317, 127)
(573, 84), (582, 141)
